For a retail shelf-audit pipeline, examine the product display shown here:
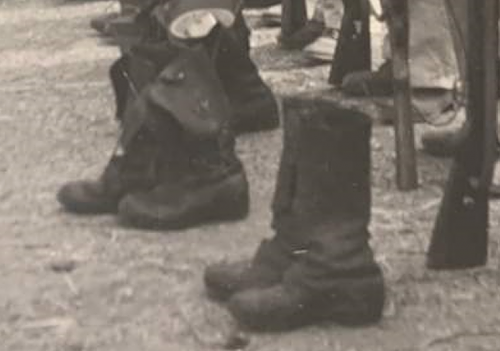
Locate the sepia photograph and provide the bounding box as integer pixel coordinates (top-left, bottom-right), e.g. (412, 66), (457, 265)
(1, 0), (500, 350)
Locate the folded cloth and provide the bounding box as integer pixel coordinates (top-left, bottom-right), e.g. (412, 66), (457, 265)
(166, 0), (242, 40)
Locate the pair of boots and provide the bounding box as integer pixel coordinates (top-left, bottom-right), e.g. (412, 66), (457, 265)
(205, 95), (385, 331)
(60, 106), (250, 230)
(58, 19), (279, 230)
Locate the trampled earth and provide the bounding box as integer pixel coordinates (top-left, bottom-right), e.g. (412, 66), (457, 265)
(1, 1), (500, 350)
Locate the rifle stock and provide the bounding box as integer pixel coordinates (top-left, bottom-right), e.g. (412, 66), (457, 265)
(329, 0), (371, 86)
(427, 0), (498, 270)
(281, 0), (308, 40)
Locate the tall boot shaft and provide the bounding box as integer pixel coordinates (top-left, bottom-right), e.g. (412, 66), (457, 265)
(290, 98), (371, 223)
(227, 95), (384, 331)
(214, 19), (280, 133)
(215, 18), (262, 100)
(279, 95), (378, 283)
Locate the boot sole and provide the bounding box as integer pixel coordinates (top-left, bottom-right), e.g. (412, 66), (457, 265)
(117, 173), (249, 230)
(229, 291), (384, 332)
(57, 186), (119, 215)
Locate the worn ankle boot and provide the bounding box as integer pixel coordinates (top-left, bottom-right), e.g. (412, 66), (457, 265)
(118, 129), (249, 230)
(115, 42), (251, 230)
(57, 44), (167, 215)
(227, 95), (385, 331)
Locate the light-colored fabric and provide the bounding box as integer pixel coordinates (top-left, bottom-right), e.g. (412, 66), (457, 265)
(369, 0), (383, 19)
(383, 0), (459, 90)
(442, 0), (467, 87)
(309, 0), (460, 90)
(303, 36), (336, 61)
(311, 0), (343, 30)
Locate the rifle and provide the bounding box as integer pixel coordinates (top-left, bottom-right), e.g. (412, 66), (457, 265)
(427, 0), (499, 270)
(281, 0), (308, 41)
(328, 0), (371, 86)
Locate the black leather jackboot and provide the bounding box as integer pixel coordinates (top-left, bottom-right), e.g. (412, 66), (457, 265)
(226, 95), (385, 331)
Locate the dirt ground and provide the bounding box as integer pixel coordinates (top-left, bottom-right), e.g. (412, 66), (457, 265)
(1, 1), (500, 351)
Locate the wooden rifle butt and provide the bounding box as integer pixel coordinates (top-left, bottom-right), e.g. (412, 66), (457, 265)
(328, 0), (371, 86)
(281, 0), (308, 39)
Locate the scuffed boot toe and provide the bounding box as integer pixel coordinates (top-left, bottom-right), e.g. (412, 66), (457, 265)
(204, 258), (284, 302)
(118, 172), (249, 230)
(205, 239), (295, 301)
(204, 261), (254, 301)
(228, 285), (311, 331)
(57, 180), (119, 214)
